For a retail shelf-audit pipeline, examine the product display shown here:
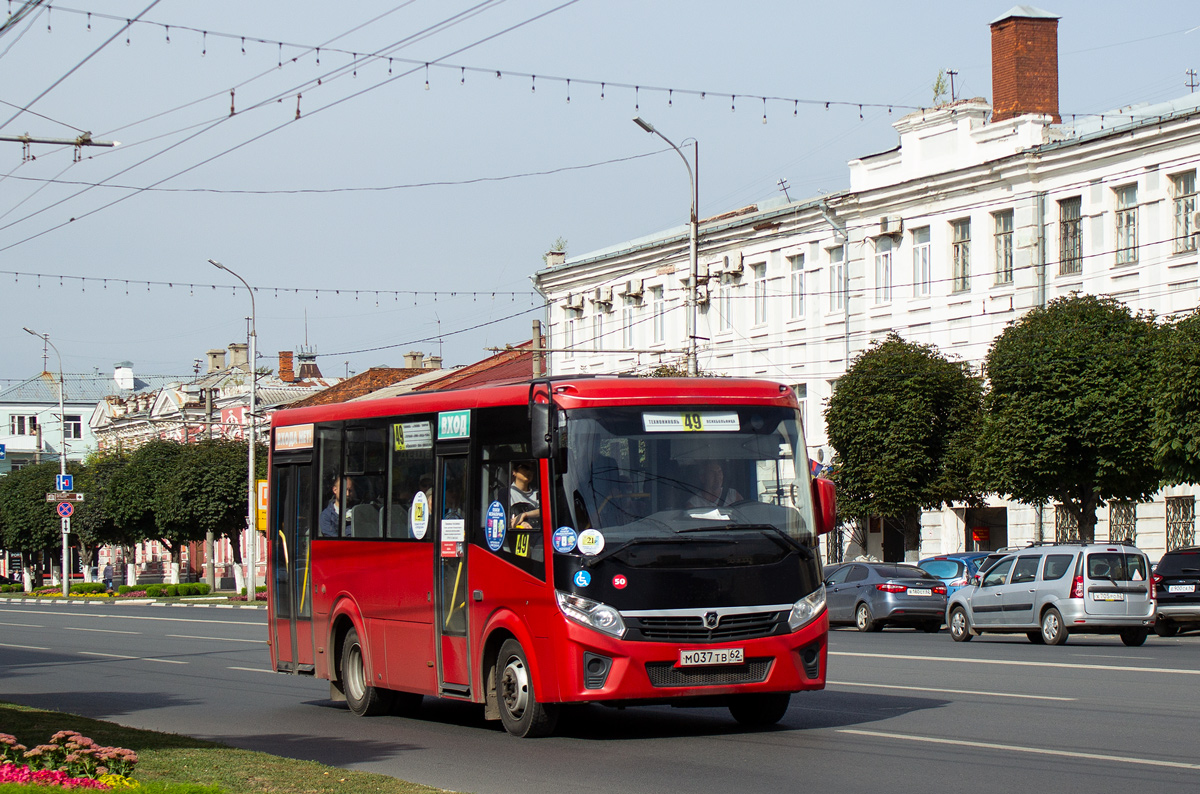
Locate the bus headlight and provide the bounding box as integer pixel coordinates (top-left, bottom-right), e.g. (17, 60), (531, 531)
(788, 585), (827, 631)
(556, 590), (626, 639)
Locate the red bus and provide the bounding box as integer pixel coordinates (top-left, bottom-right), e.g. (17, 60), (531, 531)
(267, 377), (836, 737)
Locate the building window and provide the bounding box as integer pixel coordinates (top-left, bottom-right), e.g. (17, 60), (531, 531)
(951, 219), (971, 292)
(592, 312), (604, 352)
(650, 286), (665, 344)
(792, 383), (807, 432)
(993, 210), (1014, 284)
(874, 236), (893, 303)
(621, 296), (634, 348)
(716, 280), (732, 331)
(752, 263), (767, 325)
(1172, 171), (1197, 253)
(788, 254), (805, 318)
(1166, 495), (1196, 550)
(912, 227), (931, 297)
(1115, 184), (1138, 265)
(563, 314), (576, 359)
(9, 415), (37, 436)
(1108, 501), (1136, 544)
(1059, 197), (1082, 275)
(828, 247), (845, 312)
(64, 415), (82, 440)
(1054, 504), (1079, 543)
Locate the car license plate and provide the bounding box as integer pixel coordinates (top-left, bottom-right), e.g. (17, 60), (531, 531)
(679, 648), (744, 666)
(1168, 584), (1196, 593)
(907, 588), (932, 596)
(1092, 592), (1125, 601)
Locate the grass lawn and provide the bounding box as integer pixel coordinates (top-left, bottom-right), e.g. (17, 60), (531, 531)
(0, 702), (456, 794)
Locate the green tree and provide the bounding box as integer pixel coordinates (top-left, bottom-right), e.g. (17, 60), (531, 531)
(75, 450), (133, 579)
(825, 334), (983, 557)
(1152, 309), (1200, 485)
(0, 462), (64, 589)
(108, 440), (192, 583)
(978, 295), (1159, 543)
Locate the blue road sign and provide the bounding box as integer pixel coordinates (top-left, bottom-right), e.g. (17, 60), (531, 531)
(56, 474), (73, 491)
(0, 443), (5, 459)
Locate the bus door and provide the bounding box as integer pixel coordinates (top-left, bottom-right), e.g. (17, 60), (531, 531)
(271, 460), (316, 673)
(435, 452), (471, 695)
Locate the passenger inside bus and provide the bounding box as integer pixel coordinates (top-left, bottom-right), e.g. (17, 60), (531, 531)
(345, 476), (381, 537)
(319, 476), (356, 537)
(686, 461), (744, 508)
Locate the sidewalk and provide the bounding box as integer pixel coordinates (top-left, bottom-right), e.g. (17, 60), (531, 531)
(0, 594), (266, 609)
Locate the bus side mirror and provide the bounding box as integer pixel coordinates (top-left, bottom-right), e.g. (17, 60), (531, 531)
(811, 477), (836, 535)
(531, 402), (551, 459)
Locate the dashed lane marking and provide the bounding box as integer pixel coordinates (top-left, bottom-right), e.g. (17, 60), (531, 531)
(827, 680), (1075, 701)
(78, 651), (187, 665)
(830, 651), (1200, 676)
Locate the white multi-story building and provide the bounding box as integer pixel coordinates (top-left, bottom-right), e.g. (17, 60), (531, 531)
(534, 6), (1198, 561)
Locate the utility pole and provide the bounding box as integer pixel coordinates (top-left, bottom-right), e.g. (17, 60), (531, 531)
(1188, 69), (1198, 93)
(947, 69), (958, 102)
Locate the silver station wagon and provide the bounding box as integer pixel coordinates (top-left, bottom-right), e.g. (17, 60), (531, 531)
(946, 542), (1156, 646)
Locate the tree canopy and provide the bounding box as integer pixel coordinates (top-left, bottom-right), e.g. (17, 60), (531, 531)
(978, 294), (1159, 543)
(825, 333), (983, 555)
(1152, 309), (1200, 486)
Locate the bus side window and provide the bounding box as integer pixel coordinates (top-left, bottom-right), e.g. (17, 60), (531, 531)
(478, 450), (545, 580)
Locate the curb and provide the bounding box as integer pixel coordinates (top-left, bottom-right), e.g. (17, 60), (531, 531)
(0, 596), (266, 609)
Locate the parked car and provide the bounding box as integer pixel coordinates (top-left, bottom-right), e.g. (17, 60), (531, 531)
(0, 574), (17, 585)
(918, 552), (991, 596)
(824, 562), (947, 632)
(1153, 546), (1200, 637)
(947, 542), (1156, 646)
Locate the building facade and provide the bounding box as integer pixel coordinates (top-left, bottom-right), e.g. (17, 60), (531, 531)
(533, 7), (1199, 562)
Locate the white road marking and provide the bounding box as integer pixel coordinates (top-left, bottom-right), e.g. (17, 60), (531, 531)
(0, 621), (43, 628)
(167, 634), (265, 643)
(838, 728), (1200, 771)
(64, 626), (139, 635)
(227, 666), (276, 674)
(78, 651), (187, 665)
(0, 607), (256, 626)
(827, 680), (1075, 702)
(0, 641), (50, 650)
(830, 651), (1200, 676)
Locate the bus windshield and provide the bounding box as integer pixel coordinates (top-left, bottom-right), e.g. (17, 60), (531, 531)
(555, 405), (816, 561)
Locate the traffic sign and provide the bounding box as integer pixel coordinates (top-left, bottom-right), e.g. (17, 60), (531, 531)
(0, 443), (6, 460)
(56, 474), (73, 491)
(45, 492), (85, 502)
(56, 502), (74, 518)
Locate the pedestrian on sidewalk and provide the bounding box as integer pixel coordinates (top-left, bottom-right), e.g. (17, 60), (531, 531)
(102, 563), (113, 593)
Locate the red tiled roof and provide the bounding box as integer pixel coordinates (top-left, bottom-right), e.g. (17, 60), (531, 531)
(415, 343), (534, 392)
(285, 368), (425, 408)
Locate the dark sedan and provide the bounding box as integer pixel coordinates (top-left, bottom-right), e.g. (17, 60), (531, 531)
(824, 562), (947, 632)
(1154, 546), (1200, 636)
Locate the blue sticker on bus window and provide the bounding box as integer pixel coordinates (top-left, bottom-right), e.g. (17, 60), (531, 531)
(552, 526), (578, 553)
(573, 570), (591, 587)
(485, 501), (507, 552)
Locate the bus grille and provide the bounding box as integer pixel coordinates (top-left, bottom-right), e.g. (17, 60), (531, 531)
(627, 611), (787, 643)
(645, 658), (773, 688)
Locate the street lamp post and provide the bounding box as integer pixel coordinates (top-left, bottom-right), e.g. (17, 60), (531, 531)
(633, 116), (699, 376)
(23, 327), (69, 597)
(208, 259), (257, 599)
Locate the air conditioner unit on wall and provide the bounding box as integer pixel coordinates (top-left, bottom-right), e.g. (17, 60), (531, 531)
(880, 215), (903, 235)
(1191, 210), (1200, 231)
(593, 286), (613, 310)
(723, 253), (744, 277)
(623, 279), (644, 299)
(563, 293), (583, 311)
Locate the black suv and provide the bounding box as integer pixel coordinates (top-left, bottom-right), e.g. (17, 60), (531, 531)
(1153, 546), (1200, 637)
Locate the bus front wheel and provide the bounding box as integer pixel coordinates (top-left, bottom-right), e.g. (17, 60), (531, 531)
(728, 693), (791, 727)
(496, 639), (558, 738)
(340, 627), (393, 716)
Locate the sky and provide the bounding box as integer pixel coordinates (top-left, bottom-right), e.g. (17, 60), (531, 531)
(1, 0), (1197, 385)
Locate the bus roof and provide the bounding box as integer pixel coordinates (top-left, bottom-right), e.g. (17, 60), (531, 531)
(270, 377), (796, 428)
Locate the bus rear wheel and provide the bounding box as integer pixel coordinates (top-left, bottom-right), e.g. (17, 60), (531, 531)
(496, 639), (558, 737)
(728, 693), (791, 728)
(341, 627), (393, 716)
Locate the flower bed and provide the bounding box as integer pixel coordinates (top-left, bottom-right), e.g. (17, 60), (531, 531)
(1, 732), (137, 790)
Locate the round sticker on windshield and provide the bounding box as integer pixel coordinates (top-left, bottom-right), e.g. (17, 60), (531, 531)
(410, 491), (430, 540)
(573, 570), (591, 587)
(485, 501), (507, 551)
(577, 529), (605, 556)
(552, 526), (578, 554)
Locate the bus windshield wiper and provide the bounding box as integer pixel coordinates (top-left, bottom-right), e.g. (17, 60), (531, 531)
(678, 523), (814, 558)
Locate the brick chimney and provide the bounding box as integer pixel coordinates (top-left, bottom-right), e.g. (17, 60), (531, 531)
(296, 351), (323, 380)
(278, 351), (295, 383)
(206, 349), (227, 373)
(990, 6), (1061, 124)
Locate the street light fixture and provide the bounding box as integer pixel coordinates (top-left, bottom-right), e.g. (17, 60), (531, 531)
(208, 259), (258, 599)
(23, 327), (70, 597)
(633, 116), (699, 376)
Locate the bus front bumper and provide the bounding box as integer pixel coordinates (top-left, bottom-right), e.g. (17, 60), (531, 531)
(549, 611), (828, 704)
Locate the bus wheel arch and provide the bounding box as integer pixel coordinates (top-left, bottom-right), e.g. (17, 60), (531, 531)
(481, 628), (517, 721)
(495, 638), (559, 737)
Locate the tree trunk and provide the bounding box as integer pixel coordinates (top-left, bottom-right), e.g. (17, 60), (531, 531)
(902, 507), (922, 561)
(230, 536), (245, 594)
(123, 544), (138, 587)
(80, 546), (96, 583)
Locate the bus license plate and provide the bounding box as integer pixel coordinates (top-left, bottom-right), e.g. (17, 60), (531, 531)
(1092, 592), (1125, 601)
(679, 648), (744, 667)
